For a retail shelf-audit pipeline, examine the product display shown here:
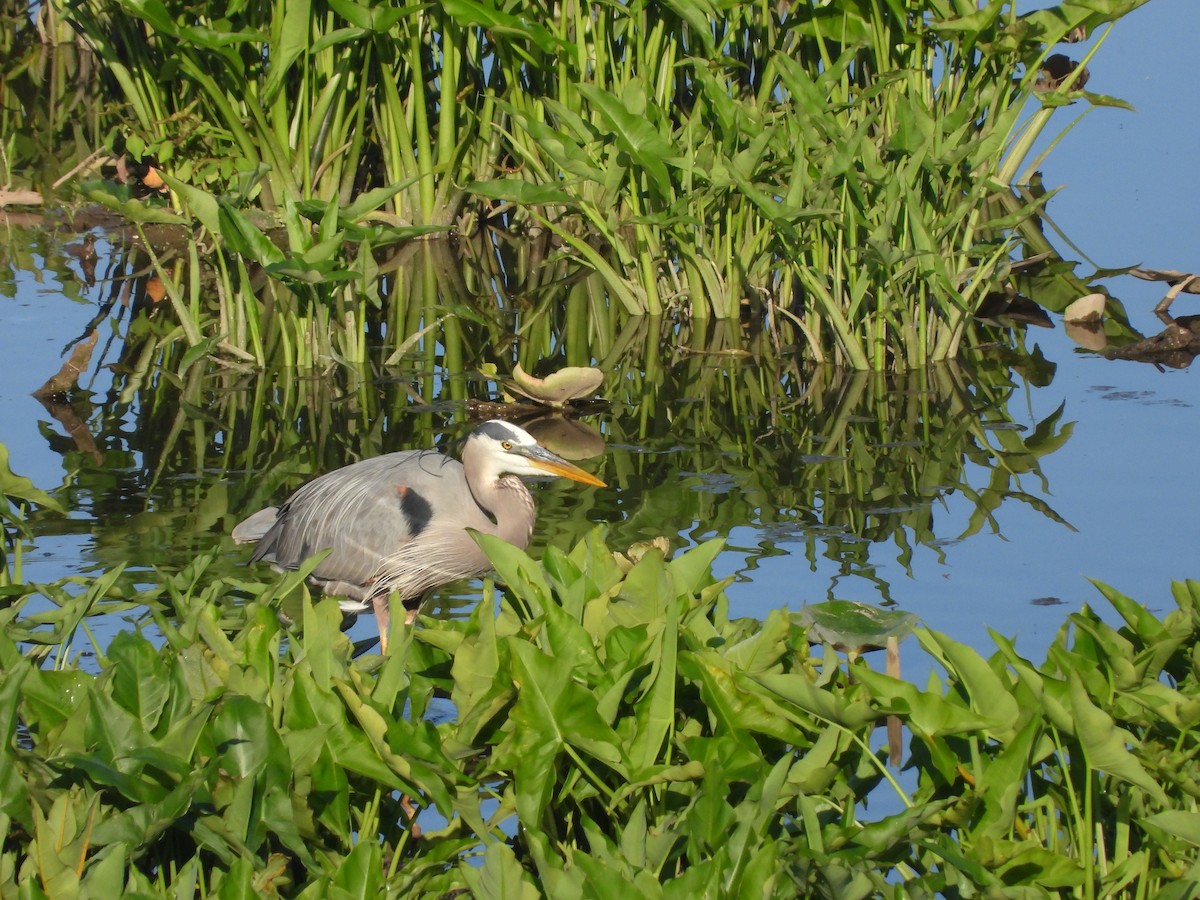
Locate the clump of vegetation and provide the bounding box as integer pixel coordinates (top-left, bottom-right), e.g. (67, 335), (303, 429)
(3, 446), (1198, 895)
(5, 0), (1145, 368)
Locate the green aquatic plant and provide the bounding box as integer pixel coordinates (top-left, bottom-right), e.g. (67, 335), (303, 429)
(2, 504), (1199, 895)
(12, 250), (1068, 610)
(0, 444), (65, 587)
(46, 0), (1148, 369)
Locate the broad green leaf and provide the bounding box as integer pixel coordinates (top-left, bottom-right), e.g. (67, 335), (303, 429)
(576, 82), (674, 196)
(751, 671), (877, 730)
(1090, 578), (1171, 645)
(1066, 670), (1169, 805)
(88, 768), (209, 848)
(214, 855), (255, 900)
(332, 838), (382, 898)
(1080, 91), (1136, 111)
(219, 205), (286, 266)
(679, 651), (805, 745)
(262, 0), (311, 104)
(461, 841), (541, 900)
(212, 695), (273, 779)
(904, 830), (996, 883)
(721, 608), (790, 674)
(451, 600), (515, 744)
(80, 183), (186, 226)
(919, 629), (1020, 736)
(629, 596), (679, 771)
(976, 837), (1089, 888)
(325, 0), (416, 31)
(107, 631), (171, 732)
(667, 538), (724, 595)
(501, 103), (606, 182)
(475, 532), (553, 613)
(81, 842), (129, 896)
(301, 595), (341, 690)
(1015, 1), (1150, 46)
(497, 641), (627, 822)
(465, 179), (578, 207)
(785, 725), (849, 794)
(84, 688), (150, 761)
(971, 714), (1043, 840)
(310, 743), (351, 843)
(853, 666), (997, 737)
(1142, 811), (1200, 848)
(0, 665), (31, 825)
(31, 793), (84, 898)
(54, 752), (166, 804)
(341, 179), (417, 221)
(157, 173), (220, 233)
(178, 334), (226, 374)
(440, 0), (558, 54)
(617, 551), (672, 616)
(18, 668), (88, 732)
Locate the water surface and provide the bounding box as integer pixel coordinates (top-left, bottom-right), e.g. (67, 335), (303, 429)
(3, 0), (1198, 670)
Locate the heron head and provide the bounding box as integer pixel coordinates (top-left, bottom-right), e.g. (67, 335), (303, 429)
(468, 420), (605, 487)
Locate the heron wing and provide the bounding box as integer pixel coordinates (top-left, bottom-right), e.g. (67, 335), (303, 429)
(245, 449), (494, 600)
(231, 506), (280, 543)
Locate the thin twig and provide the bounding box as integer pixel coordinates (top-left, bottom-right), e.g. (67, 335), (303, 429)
(1154, 274), (1197, 325)
(53, 147), (109, 190)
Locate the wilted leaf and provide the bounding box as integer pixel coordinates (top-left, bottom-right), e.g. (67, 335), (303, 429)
(1063, 292), (1106, 323)
(506, 363), (605, 408)
(1131, 268), (1200, 293)
(1064, 320), (1107, 351)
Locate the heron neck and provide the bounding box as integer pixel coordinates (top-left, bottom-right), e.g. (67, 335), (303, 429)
(485, 474), (536, 549)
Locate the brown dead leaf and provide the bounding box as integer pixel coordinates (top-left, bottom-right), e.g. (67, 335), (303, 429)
(1132, 268), (1200, 294)
(33, 331), (98, 398)
(145, 275), (168, 304)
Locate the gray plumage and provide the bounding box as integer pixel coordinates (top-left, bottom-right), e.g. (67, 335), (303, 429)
(233, 421), (604, 628)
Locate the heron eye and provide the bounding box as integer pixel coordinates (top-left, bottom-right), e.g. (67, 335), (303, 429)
(501, 440), (512, 450)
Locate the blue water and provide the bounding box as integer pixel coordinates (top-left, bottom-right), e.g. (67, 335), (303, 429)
(3, 0), (1197, 676)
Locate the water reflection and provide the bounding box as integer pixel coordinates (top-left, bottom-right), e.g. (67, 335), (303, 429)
(8, 231), (1078, 631)
(603, 352), (1072, 604)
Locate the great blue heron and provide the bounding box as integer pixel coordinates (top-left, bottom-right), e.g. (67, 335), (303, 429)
(232, 419), (605, 648)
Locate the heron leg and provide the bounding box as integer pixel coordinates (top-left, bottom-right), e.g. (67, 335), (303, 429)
(372, 592), (422, 652)
(372, 593), (391, 653)
(401, 794), (422, 838)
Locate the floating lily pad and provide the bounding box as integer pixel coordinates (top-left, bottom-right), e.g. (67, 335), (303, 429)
(506, 363), (604, 409)
(797, 601), (918, 653)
